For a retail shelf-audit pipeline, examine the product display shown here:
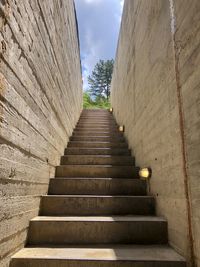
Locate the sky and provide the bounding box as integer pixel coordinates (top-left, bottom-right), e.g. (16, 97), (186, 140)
(74, 0), (124, 90)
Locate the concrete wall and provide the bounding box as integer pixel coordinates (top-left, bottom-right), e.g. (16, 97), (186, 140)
(0, 1), (82, 266)
(111, 0), (200, 266)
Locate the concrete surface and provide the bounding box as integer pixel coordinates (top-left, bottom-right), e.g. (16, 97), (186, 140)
(111, 0), (200, 265)
(11, 245), (186, 267)
(0, 0), (82, 265)
(10, 109), (186, 267)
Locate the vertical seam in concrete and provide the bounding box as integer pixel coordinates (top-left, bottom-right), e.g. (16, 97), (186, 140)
(73, 0), (82, 77)
(73, 0), (83, 110)
(169, 1), (195, 266)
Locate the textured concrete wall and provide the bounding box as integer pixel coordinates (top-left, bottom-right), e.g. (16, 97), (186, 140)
(0, 1), (82, 266)
(111, 0), (200, 266)
(175, 1), (200, 266)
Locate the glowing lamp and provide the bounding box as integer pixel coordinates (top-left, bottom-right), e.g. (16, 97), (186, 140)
(119, 125), (124, 132)
(109, 108), (113, 113)
(139, 167), (152, 179)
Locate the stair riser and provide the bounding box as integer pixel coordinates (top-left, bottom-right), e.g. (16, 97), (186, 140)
(48, 178), (145, 195)
(65, 148), (131, 156)
(28, 221), (167, 245)
(75, 126), (119, 130)
(70, 136), (125, 142)
(77, 120), (116, 123)
(78, 119), (115, 123)
(10, 259), (186, 267)
(74, 128), (121, 133)
(60, 155), (134, 165)
(40, 196), (155, 216)
(74, 129), (120, 134)
(81, 112), (112, 115)
(55, 166), (139, 178)
(81, 112), (110, 114)
(67, 142), (128, 148)
(77, 123), (117, 127)
(81, 111), (110, 113)
(79, 115), (113, 119)
(79, 118), (114, 121)
(73, 132), (123, 137)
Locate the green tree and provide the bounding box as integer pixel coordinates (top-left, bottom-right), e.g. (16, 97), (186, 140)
(83, 91), (110, 109)
(88, 59), (114, 100)
(83, 91), (93, 108)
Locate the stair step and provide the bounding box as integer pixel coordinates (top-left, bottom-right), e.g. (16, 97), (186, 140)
(48, 178), (146, 195)
(81, 110), (110, 113)
(79, 115), (114, 118)
(82, 109), (110, 112)
(79, 117), (113, 120)
(75, 126), (119, 130)
(81, 112), (111, 115)
(67, 141), (127, 148)
(65, 148), (131, 156)
(55, 165), (139, 178)
(75, 128), (120, 133)
(11, 245), (186, 267)
(28, 216), (168, 245)
(40, 195), (155, 216)
(77, 119), (117, 126)
(80, 114), (113, 117)
(77, 123), (117, 128)
(80, 116), (112, 119)
(75, 125), (119, 133)
(78, 119), (115, 123)
(70, 136), (125, 142)
(73, 131), (123, 137)
(60, 155), (134, 165)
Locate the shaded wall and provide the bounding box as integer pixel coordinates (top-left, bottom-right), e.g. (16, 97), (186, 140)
(111, 0), (200, 266)
(0, 1), (82, 266)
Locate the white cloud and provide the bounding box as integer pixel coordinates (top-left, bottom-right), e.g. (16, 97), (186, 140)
(85, 0), (102, 4)
(75, 0), (124, 90)
(81, 29), (104, 90)
(82, 69), (89, 90)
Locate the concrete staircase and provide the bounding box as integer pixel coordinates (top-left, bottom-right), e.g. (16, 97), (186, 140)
(11, 109), (186, 266)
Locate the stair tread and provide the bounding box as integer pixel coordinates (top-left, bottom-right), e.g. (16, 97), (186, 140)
(12, 245), (185, 262)
(71, 134), (122, 136)
(57, 165), (135, 167)
(73, 134), (122, 136)
(72, 136), (123, 138)
(42, 195), (151, 198)
(51, 176), (138, 180)
(53, 177), (137, 180)
(55, 177), (138, 179)
(66, 148), (129, 150)
(62, 155), (131, 158)
(68, 140), (127, 146)
(68, 141), (126, 144)
(31, 216), (166, 222)
(55, 164), (139, 178)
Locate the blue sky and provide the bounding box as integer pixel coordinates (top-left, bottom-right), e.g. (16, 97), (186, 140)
(74, 0), (124, 90)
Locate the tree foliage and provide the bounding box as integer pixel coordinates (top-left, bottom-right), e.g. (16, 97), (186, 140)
(88, 59), (114, 100)
(83, 91), (110, 109)
(83, 91), (93, 108)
